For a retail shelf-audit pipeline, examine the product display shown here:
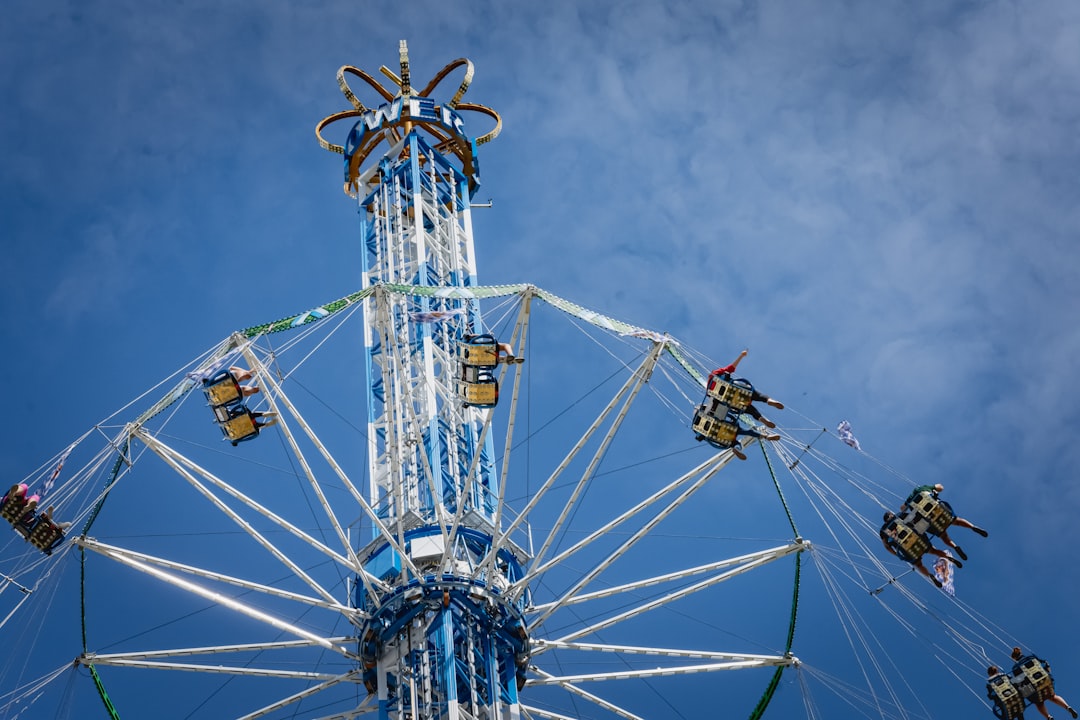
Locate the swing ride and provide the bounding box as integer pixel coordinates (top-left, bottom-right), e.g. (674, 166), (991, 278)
(0, 41), (1064, 720)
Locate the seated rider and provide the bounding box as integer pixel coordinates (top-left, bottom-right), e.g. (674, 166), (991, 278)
(251, 410), (278, 430)
(693, 402), (780, 460)
(228, 366), (261, 396)
(2, 483), (41, 533)
(879, 511), (961, 588)
(712, 349), (784, 428)
(900, 483), (989, 561)
(1010, 647), (1078, 720)
(1, 483), (28, 512)
(27, 505), (71, 554)
(497, 342), (525, 365)
(728, 409), (781, 461)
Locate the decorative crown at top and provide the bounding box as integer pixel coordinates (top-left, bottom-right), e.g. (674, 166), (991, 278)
(316, 40), (501, 196)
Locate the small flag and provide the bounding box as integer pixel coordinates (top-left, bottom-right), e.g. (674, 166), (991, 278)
(41, 442), (76, 499)
(933, 550), (955, 596)
(409, 308), (465, 323)
(837, 420), (861, 451)
(186, 355), (234, 384)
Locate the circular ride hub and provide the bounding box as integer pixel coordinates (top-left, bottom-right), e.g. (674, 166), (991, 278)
(355, 526), (530, 714)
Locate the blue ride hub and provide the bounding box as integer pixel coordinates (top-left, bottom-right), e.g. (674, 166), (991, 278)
(355, 525), (531, 708)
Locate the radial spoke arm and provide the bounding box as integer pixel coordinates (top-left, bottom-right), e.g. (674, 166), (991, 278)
(530, 542), (804, 612)
(82, 638), (353, 660)
(550, 542), (804, 644)
(80, 657), (342, 680)
(527, 667), (645, 720)
(74, 537), (358, 659)
(527, 345), (663, 576)
(528, 658), (796, 685)
(243, 353), (368, 571)
(534, 639), (797, 663)
(488, 354), (646, 572)
(520, 708), (581, 720)
(77, 537), (363, 619)
(249, 341), (424, 586)
(526, 453), (735, 626)
(236, 671), (367, 720)
(135, 429), (377, 604)
(512, 452), (728, 602)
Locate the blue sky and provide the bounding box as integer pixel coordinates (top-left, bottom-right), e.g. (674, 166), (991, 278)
(2, 1), (1080, 718)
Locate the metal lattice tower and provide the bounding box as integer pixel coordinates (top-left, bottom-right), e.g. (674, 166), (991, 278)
(316, 41), (528, 720)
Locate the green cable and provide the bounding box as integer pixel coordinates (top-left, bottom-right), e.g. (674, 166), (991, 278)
(79, 442), (128, 719)
(747, 441), (804, 719)
(87, 664), (121, 720)
(760, 439), (799, 538)
(79, 442), (128, 538)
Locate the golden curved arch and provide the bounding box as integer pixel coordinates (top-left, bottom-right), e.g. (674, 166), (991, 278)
(456, 102), (502, 146)
(336, 65), (397, 111)
(315, 109), (362, 155)
(419, 58), (475, 109)
(315, 42), (500, 194)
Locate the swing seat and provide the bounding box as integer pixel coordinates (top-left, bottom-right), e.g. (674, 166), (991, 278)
(459, 334), (499, 367)
(901, 491), (956, 537)
(459, 372), (499, 408)
(1013, 657), (1055, 702)
(882, 518), (932, 563)
(692, 404), (740, 449)
(26, 515), (66, 555)
(3, 488), (40, 539)
(458, 335), (500, 407)
(1, 485), (29, 524)
(987, 674), (1025, 720)
(705, 373), (754, 412)
(203, 370), (245, 408)
(217, 405), (261, 445)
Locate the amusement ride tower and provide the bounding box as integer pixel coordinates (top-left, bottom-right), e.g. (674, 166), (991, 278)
(316, 41), (529, 720)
